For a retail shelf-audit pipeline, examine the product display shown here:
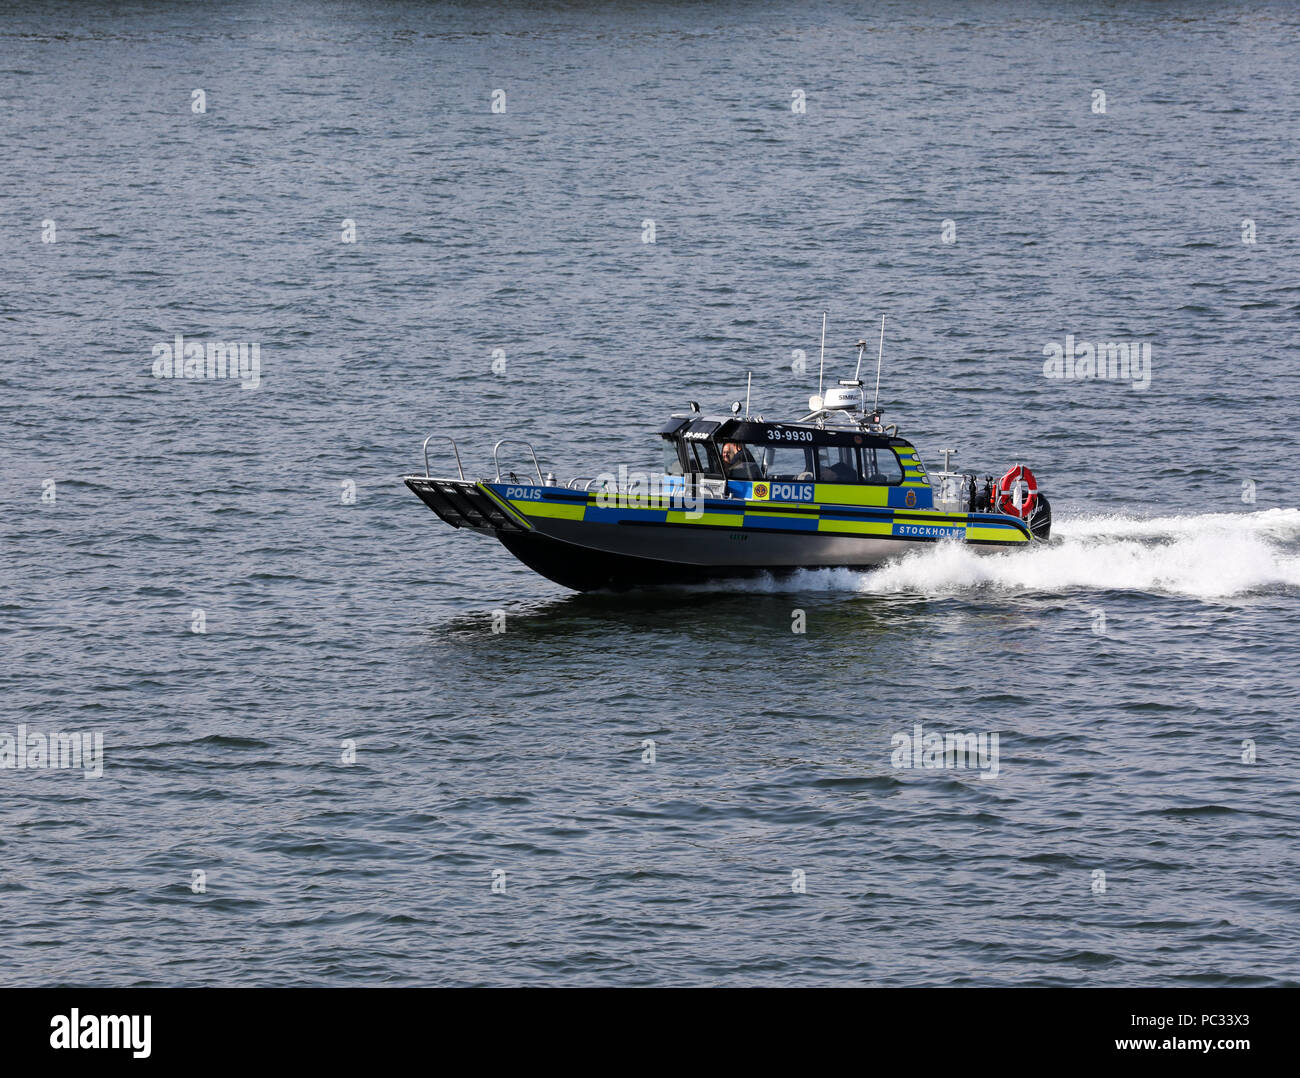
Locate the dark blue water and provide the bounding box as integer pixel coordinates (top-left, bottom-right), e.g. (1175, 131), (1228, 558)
(3, 0), (1299, 986)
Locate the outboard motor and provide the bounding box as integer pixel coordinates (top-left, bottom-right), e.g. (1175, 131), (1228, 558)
(1027, 495), (1052, 540)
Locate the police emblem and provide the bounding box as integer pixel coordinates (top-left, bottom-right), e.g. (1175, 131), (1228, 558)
(752, 483), (770, 501)
(905, 489), (917, 508)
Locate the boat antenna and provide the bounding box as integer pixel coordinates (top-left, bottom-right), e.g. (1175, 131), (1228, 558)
(745, 371), (752, 417)
(872, 314), (885, 412)
(817, 310), (827, 397)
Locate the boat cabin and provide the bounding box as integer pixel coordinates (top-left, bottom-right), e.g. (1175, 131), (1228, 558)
(658, 415), (920, 489)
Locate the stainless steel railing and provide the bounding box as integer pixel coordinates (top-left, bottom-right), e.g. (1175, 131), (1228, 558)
(492, 439), (544, 484)
(422, 434), (466, 480)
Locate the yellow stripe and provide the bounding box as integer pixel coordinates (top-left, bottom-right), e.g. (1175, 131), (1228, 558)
(965, 525), (1028, 543)
(480, 485), (535, 528)
(817, 518), (893, 535)
(814, 484), (891, 507)
(516, 500), (585, 521)
(666, 510), (743, 526)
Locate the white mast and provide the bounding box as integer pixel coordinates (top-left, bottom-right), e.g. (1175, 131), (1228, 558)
(817, 310), (827, 397)
(872, 314), (885, 412)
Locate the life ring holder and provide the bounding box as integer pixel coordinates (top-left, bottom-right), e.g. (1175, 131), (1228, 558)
(997, 464), (1038, 519)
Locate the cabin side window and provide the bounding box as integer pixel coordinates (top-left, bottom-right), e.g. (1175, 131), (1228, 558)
(814, 445), (904, 485)
(717, 442), (815, 480)
(757, 445), (816, 481)
(815, 446), (858, 483)
(860, 445), (904, 485)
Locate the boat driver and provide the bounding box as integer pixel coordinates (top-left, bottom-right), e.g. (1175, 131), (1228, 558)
(720, 441), (761, 479)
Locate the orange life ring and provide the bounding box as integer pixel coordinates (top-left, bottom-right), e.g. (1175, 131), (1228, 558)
(997, 464), (1038, 519)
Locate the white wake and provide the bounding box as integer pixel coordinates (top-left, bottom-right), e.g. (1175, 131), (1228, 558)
(855, 508), (1300, 599)
(708, 508), (1300, 600)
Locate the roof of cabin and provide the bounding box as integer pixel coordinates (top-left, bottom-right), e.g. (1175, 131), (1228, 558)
(659, 414), (912, 450)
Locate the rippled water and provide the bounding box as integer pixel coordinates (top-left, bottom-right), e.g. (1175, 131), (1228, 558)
(3, 1), (1299, 986)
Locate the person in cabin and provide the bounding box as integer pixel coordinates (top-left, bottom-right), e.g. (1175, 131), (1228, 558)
(720, 441), (761, 478)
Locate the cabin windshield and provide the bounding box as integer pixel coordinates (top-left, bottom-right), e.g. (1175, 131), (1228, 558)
(662, 442), (685, 475)
(686, 440), (723, 477)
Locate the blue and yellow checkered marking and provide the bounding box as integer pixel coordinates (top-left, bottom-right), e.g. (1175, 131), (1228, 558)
(489, 484), (1030, 544)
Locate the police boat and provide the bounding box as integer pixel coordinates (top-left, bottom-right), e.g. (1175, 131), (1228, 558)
(404, 333), (1052, 592)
